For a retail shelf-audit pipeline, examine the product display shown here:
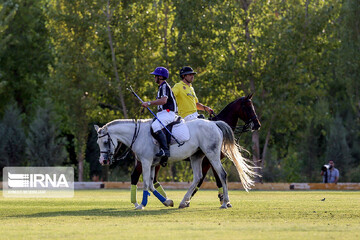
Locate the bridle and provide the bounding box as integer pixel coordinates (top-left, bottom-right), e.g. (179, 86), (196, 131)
(210, 98), (258, 135)
(98, 120), (140, 165)
(98, 132), (116, 164)
(239, 98), (258, 134)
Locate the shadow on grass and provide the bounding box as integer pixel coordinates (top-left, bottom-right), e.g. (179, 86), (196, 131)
(11, 207), (209, 218)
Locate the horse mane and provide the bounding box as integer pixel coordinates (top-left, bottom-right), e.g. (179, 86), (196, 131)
(105, 119), (152, 128)
(215, 97), (244, 118)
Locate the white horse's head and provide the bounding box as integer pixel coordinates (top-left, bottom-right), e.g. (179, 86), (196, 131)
(94, 125), (116, 165)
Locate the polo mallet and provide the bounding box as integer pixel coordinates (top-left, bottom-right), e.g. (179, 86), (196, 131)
(127, 86), (184, 147)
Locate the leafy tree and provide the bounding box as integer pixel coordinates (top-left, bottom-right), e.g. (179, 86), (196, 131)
(0, 1), (17, 52)
(329, 0), (360, 180)
(0, 103), (26, 168)
(0, 0), (52, 115)
(46, 0), (105, 180)
(243, 0), (342, 181)
(0, 1), (17, 95)
(26, 99), (67, 166)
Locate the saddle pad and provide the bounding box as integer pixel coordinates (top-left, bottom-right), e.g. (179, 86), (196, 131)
(152, 119), (190, 146)
(170, 119), (190, 145)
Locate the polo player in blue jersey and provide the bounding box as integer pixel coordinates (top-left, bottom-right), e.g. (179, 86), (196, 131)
(141, 66), (178, 167)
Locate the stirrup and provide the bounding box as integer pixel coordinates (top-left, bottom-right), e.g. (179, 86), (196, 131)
(155, 149), (169, 157)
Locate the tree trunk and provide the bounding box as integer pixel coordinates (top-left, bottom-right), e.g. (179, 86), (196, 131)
(241, 0), (263, 182)
(76, 118), (89, 182)
(105, 0), (128, 118)
(261, 115), (274, 163)
(164, 2), (169, 63)
(78, 156), (83, 182)
(252, 131), (262, 182)
(261, 128), (271, 168)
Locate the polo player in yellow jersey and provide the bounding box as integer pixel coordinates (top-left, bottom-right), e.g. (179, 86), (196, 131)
(172, 66), (226, 199)
(172, 66), (213, 121)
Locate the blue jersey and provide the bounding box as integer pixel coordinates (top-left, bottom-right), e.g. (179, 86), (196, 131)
(157, 81), (177, 113)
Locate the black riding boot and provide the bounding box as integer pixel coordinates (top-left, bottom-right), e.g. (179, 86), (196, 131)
(154, 130), (170, 166)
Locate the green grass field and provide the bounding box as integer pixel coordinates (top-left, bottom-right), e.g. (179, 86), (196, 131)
(1, 190), (359, 240)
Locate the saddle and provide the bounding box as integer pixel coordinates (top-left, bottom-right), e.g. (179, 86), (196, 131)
(150, 117), (190, 146)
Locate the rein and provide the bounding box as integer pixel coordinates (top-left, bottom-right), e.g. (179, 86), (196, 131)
(209, 111), (218, 119)
(99, 120), (140, 165)
(113, 120), (140, 164)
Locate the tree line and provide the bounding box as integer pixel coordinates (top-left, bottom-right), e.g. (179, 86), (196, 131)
(0, 0), (359, 183)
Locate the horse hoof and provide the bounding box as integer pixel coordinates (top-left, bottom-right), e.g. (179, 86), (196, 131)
(227, 203), (232, 208)
(163, 199), (174, 207)
(220, 203), (228, 209)
(178, 202), (190, 209)
(135, 204), (144, 210)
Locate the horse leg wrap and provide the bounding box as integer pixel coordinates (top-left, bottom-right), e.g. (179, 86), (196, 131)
(141, 190), (151, 207)
(153, 190), (166, 203)
(191, 187), (199, 198)
(131, 185), (137, 204)
(218, 187), (224, 204)
(154, 182), (167, 198)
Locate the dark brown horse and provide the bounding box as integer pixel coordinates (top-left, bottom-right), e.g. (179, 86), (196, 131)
(126, 94), (261, 206)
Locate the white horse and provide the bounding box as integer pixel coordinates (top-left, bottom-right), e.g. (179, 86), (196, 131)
(95, 119), (256, 210)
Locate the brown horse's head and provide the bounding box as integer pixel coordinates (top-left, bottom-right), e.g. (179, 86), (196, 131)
(240, 94), (261, 131)
(209, 94), (261, 132)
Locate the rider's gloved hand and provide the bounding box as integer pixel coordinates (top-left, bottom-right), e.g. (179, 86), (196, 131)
(205, 107), (214, 114)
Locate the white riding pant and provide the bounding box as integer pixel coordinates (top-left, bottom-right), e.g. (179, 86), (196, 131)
(151, 110), (177, 132)
(184, 111), (199, 122)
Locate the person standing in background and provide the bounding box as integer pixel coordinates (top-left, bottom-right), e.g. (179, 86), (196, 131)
(321, 160), (339, 184)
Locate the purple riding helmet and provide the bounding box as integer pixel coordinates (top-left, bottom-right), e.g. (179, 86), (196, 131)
(150, 67), (169, 79)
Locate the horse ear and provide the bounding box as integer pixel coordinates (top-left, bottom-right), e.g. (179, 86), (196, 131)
(94, 125), (100, 132)
(247, 93), (253, 100)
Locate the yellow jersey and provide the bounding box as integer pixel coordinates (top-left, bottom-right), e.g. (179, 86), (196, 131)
(172, 81), (199, 118)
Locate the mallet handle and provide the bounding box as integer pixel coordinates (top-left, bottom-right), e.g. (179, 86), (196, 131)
(127, 86), (184, 147)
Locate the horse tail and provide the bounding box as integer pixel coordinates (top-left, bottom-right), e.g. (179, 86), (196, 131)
(215, 121), (259, 192)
